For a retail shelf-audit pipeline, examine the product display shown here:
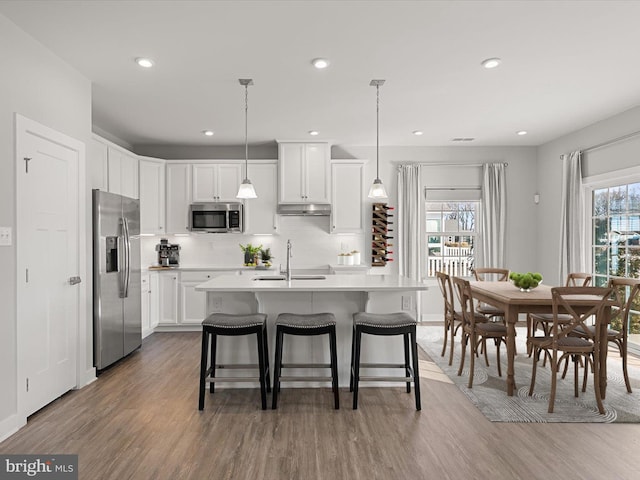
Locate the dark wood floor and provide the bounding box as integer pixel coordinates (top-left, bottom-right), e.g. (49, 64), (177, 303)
(1, 331), (639, 479)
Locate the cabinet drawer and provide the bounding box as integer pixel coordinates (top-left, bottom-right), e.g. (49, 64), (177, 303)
(180, 271), (216, 282)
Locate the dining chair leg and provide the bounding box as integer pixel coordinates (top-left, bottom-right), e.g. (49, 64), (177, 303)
(495, 339), (502, 377)
(529, 347), (540, 396)
(448, 322), (456, 366)
(457, 333), (467, 377)
(411, 329), (421, 411)
(548, 351), (559, 413)
(441, 319), (449, 357)
(404, 333), (411, 393)
(622, 343), (632, 393)
(468, 332), (477, 388)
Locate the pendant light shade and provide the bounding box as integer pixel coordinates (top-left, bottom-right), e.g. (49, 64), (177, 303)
(237, 78), (257, 199)
(368, 79), (388, 199)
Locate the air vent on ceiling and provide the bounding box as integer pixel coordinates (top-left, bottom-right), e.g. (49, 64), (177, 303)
(451, 137), (475, 142)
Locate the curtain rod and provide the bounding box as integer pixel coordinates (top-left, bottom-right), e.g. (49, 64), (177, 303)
(397, 162), (508, 168)
(560, 129), (640, 159)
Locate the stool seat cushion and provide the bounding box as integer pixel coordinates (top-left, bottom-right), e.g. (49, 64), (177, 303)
(203, 313), (267, 328)
(276, 312), (336, 329)
(353, 312), (416, 328)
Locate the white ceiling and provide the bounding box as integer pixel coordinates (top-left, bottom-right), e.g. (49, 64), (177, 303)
(2, 0), (640, 149)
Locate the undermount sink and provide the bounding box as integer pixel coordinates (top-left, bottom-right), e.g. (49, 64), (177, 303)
(253, 275), (327, 281)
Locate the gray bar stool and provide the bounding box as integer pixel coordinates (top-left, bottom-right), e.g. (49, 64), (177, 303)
(198, 313), (270, 410)
(271, 312), (339, 409)
(349, 312), (421, 410)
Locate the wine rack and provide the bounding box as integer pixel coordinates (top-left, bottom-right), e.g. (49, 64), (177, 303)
(371, 203), (393, 266)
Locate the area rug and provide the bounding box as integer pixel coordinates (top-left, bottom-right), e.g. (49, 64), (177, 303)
(417, 325), (640, 423)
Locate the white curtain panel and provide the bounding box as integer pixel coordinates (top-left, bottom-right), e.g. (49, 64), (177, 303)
(559, 151), (586, 280)
(397, 164), (424, 280)
(481, 163), (507, 268)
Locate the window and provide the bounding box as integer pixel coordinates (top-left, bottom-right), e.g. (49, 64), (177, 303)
(426, 201), (478, 277)
(591, 182), (640, 333)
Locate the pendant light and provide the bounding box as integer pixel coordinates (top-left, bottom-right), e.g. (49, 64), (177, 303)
(236, 78), (257, 199)
(368, 79), (388, 199)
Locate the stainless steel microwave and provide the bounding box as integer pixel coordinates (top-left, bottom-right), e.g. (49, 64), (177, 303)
(188, 202), (243, 233)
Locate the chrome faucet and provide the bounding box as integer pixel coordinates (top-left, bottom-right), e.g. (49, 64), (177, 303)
(285, 239), (292, 281)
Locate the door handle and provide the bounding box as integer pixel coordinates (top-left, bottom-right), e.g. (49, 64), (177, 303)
(69, 276), (82, 285)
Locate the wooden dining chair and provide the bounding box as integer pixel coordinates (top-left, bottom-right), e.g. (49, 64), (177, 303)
(569, 277), (640, 393)
(527, 272), (593, 348)
(527, 286), (613, 414)
(436, 271), (487, 366)
(472, 267), (509, 321)
(453, 277), (507, 388)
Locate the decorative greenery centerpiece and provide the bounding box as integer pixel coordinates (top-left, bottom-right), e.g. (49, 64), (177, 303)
(239, 243), (262, 266)
(509, 271), (542, 292)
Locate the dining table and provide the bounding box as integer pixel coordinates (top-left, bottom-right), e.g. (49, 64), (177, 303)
(468, 281), (612, 397)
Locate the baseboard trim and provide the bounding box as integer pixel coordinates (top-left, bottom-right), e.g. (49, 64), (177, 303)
(0, 413), (26, 443)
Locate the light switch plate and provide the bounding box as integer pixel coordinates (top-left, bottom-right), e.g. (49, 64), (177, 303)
(0, 227), (12, 246)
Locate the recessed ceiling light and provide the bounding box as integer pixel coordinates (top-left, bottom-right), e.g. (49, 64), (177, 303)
(481, 57), (501, 69)
(516, 130), (528, 136)
(412, 130), (423, 136)
(202, 130), (214, 136)
(311, 58), (330, 69)
(135, 57), (154, 68)
(308, 130), (319, 136)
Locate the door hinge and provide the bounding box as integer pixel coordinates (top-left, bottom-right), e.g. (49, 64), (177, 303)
(24, 157), (32, 173)
(26, 378), (29, 392)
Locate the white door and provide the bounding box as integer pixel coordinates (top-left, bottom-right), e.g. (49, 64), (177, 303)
(16, 115), (82, 417)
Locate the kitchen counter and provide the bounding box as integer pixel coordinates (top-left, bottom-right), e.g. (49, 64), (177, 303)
(195, 273), (426, 292)
(195, 274), (427, 388)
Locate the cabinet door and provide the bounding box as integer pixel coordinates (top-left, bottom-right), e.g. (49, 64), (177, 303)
(120, 153), (139, 199)
(304, 143), (330, 203)
(331, 161), (365, 233)
(149, 272), (159, 330)
(192, 164), (217, 201)
(89, 138), (108, 191)
(158, 273), (179, 325)
(179, 271), (217, 324)
(278, 143), (305, 203)
(108, 147), (138, 198)
(139, 159), (165, 234)
(107, 147), (123, 195)
(166, 163), (192, 233)
(216, 163), (243, 201)
(245, 162), (278, 234)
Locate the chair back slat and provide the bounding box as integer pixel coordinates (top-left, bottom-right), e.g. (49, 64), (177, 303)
(566, 272), (592, 287)
(550, 286), (613, 343)
(436, 271), (455, 322)
(473, 267), (509, 282)
(608, 277), (640, 338)
(452, 277), (480, 328)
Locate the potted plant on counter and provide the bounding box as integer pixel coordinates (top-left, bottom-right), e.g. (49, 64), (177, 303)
(239, 243), (262, 266)
(259, 248), (273, 268)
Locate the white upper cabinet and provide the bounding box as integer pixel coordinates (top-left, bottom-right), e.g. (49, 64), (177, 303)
(192, 163), (243, 202)
(139, 157), (166, 234)
(88, 137), (109, 191)
(278, 142), (330, 203)
(244, 161), (278, 234)
(331, 160), (365, 234)
(166, 163), (192, 234)
(108, 146), (139, 198)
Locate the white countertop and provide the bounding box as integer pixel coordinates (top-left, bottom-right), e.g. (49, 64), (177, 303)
(195, 274), (427, 292)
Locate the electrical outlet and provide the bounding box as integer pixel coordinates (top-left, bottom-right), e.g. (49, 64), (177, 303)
(211, 296), (222, 312)
(0, 227), (11, 246)
(402, 295), (411, 311)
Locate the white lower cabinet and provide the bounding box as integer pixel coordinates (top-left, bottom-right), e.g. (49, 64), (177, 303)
(179, 271), (218, 325)
(158, 272), (179, 325)
(141, 272), (160, 337)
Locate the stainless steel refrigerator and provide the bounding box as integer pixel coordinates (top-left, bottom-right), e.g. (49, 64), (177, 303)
(93, 189), (141, 370)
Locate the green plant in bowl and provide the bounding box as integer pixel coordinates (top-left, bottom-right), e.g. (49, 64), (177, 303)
(509, 271), (542, 292)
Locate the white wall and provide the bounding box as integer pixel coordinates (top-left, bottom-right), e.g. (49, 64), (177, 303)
(537, 106), (640, 286)
(0, 14), (92, 439)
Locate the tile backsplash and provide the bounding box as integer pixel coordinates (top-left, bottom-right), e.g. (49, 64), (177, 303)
(141, 216), (365, 269)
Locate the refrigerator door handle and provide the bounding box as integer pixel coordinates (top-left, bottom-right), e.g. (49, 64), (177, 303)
(123, 216), (131, 298)
(118, 217), (126, 298)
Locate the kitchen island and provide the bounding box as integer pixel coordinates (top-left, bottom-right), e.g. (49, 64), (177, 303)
(196, 274), (427, 387)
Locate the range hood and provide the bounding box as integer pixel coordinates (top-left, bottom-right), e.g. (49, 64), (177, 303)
(277, 203), (332, 216)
